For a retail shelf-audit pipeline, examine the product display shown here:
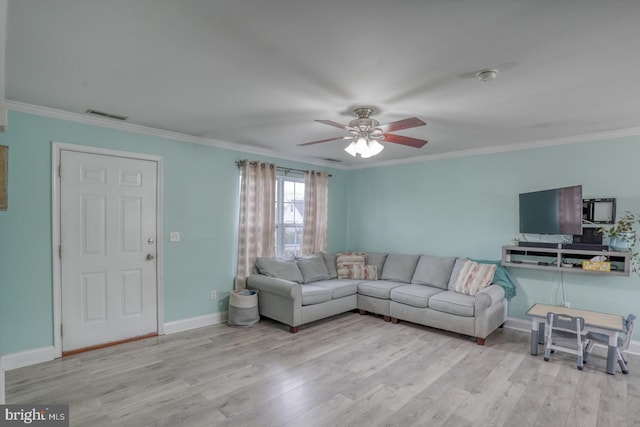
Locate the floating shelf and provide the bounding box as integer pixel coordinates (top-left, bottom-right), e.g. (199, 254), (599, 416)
(501, 245), (630, 276)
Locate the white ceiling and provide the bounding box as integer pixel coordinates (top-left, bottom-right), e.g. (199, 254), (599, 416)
(4, 0), (640, 167)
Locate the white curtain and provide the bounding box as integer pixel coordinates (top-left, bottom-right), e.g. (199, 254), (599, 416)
(235, 160), (276, 289)
(302, 170), (329, 255)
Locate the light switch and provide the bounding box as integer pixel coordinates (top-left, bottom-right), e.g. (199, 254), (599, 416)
(169, 232), (180, 242)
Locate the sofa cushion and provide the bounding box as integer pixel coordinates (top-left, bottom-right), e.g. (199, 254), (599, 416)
(453, 260), (497, 296)
(390, 284), (444, 308)
(296, 254), (331, 283)
(321, 252), (338, 278)
(255, 257), (304, 283)
(300, 285), (332, 306)
(336, 252), (366, 279)
(447, 258), (466, 290)
(428, 291), (476, 317)
(358, 280), (406, 299)
(313, 279), (359, 299)
(365, 252), (388, 275)
(380, 254), (420, 283)
(411, 255), (457, 289)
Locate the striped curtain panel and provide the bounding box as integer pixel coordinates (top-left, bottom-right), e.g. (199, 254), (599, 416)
(235, 160), (276, 289)
(302, 170), (329, 255)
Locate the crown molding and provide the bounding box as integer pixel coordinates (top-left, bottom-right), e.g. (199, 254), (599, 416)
(5, 100), (350, 170)
(351, 126), (640, 170)
(6, 100), (640, 171)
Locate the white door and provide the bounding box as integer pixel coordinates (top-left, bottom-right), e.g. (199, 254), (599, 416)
(60, 150), (158, 352)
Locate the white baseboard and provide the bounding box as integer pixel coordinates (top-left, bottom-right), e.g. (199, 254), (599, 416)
(163, 311), (228, 335)
(503, 317), (531, 333)
(0, 313), (228, 374)
(1, 346), (55, 372)
(503, 317), (640, 356)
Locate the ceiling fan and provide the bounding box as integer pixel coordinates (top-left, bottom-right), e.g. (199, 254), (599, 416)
(297, 107), (428, 158)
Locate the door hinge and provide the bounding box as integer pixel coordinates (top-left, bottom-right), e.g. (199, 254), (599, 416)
(58, 164), (62, 178)
(58, 245), (62, 258)
(60, 324), (63, 337)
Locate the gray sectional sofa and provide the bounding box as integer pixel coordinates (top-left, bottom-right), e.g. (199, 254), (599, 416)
(247, 252), (509, 345)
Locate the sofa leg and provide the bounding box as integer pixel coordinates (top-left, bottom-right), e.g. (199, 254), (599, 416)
(391, 317), (398, 324)
(289, 326), (299, 333)
(383, 315), (390, 322)
(359, 309), (366, 315)
(476, 337), (485, 345)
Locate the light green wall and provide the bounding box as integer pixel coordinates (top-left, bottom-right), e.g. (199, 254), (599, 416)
(1, 108), (639, 354)
(0, 110), (348, 355)
(348, 137), (640, 337)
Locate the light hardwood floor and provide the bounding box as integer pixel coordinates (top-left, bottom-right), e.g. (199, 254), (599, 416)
(6, 312), (640, 426)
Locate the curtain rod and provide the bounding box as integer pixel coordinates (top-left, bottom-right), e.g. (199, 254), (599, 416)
(235, 161), (332, 177)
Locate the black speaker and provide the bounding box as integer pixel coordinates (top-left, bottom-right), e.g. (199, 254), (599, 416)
(573, 227), (603, 244)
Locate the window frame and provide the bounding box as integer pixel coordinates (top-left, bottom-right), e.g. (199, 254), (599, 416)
(274, 175), (305, 258)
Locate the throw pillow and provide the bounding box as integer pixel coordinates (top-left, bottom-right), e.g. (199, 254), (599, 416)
(296, 255), (331, 283)
(348, 264), (378, 280)
(321, 252), (338, 278)
(447, 258), (466, 290)
(336, 251), (366, 279)
(380, 253), (420, 283)
(255, 257), (304, 283)
(453, 260), (497, 296)
(412, 255), (457, 289)
(365, 252), (388, 275)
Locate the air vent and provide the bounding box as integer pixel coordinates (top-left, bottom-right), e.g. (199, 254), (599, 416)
(322, 158), (342, 163)
(86, 109), (128, 121)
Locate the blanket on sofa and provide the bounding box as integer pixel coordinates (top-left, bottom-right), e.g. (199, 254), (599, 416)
(472, 259), (517, 301)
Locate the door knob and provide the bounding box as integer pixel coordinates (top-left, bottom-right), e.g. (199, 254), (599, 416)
(146, 254), (155, 261)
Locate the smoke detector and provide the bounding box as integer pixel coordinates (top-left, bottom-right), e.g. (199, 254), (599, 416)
(476, 68), (498, 82)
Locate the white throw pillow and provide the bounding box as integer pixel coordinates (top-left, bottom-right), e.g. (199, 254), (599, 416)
(453, 260), (496, 296)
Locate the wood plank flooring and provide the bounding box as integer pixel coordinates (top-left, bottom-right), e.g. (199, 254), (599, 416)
(6, 312), (640, 426)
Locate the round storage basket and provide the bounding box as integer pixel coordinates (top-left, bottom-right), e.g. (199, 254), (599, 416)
(228, 289), (259, 327)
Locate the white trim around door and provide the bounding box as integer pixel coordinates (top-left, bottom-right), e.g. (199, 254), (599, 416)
(52, 142), (164, 358)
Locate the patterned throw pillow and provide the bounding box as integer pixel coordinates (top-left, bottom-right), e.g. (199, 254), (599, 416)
(336, 252), (366, 279)
(453, 260), (497, 296)
(348, 264), (378, 280)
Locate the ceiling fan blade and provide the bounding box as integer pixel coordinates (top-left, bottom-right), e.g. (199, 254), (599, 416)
(377, 117), (426, 133)
(383, 133), (428, 148)
(315, 119), (355, 131)
(297, 136), (353, 147)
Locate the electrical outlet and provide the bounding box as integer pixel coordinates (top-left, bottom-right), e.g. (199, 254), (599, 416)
(210, 290), (217, 300)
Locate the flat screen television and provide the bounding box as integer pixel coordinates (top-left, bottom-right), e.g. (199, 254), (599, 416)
(519, 185), (583, 235)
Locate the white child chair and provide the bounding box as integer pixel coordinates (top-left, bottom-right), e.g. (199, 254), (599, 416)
(544, 312), (586, 370)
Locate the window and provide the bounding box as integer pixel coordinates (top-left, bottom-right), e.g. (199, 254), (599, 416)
(275, 176), (305, 257)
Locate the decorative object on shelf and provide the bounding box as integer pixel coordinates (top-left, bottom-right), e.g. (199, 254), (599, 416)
(598, 211), (640, 275)
(582, 260), (611, 272)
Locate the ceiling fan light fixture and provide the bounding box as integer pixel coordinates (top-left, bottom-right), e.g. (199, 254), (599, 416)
(355, 136), (368, 152)
(367, 139), (384, 156)
(299, 106), (428, 156)
(344, 137), (385, 158)
(344, 141), (358, 157)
